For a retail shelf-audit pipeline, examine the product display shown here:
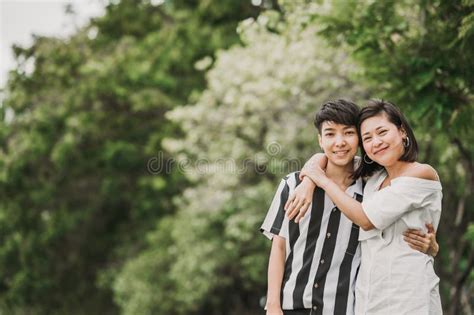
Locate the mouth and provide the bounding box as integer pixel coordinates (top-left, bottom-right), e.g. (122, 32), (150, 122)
(333, 150), (350, 157)
(373, 146), (389, 155)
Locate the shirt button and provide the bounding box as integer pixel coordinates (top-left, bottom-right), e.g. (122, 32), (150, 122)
(314, 283), (319, 288)
(313, 306), (318, 310)
(327, 232), (331, 238)
(320, 259), (325, 264)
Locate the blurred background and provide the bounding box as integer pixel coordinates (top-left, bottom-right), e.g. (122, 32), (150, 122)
(0, 0), (472, 314)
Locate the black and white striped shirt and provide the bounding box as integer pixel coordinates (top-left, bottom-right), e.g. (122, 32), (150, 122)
(261, 172), (363, 314)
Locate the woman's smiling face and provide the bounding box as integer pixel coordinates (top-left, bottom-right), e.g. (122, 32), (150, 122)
(360, 113), (406, 167)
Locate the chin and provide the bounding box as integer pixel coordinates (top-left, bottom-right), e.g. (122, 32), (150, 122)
(331, 157), (354, 166)
(372, 146), (405, 165)
(372, 156), (393, 167)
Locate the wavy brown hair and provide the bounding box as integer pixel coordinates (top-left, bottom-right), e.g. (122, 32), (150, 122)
(353, 99), (418, 179)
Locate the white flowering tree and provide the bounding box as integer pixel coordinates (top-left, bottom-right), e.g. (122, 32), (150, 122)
(113, 4), (369, 314)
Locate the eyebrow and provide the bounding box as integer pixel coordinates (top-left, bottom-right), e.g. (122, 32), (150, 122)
(362, 126), (384, 137)
(323, 126), (356, 131)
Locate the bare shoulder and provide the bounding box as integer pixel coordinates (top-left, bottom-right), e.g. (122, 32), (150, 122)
(405, 163), (439, 181)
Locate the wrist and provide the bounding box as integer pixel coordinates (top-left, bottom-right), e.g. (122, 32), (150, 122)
(266, 298), (281, 309)
(318, 175), (331, 189)
(302, 176), (316, 188)
(266, 303), (281, 312)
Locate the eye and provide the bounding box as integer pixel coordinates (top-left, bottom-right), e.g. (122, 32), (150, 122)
(379, 130), (387, 135)
(345, 130), (356, 135)
(363, 136), (372, 142)
(325, 133), (334, 137)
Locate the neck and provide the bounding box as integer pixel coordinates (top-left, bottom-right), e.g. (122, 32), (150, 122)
(384, 160), (411, 179)
(326, 159), (354, 188)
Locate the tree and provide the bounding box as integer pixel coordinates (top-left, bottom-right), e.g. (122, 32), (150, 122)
(0, 0), (261, 313)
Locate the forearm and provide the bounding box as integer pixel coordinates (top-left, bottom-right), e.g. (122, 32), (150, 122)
(300, 153), (328, 180)
(266, 237), (286, 309)
(321, 180), (374, 231)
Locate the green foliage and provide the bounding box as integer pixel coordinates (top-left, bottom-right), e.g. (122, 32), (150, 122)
(318, 0), (473, 133)
(113, 217), (178, 315)
(0, 0), (261, 314)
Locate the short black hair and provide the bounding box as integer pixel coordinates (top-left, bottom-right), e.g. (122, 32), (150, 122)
(353, 99), (419, 179)
(314, 99), (360, 134)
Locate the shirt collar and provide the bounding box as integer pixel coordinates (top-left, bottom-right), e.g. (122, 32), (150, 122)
(347, 177), (364, 198)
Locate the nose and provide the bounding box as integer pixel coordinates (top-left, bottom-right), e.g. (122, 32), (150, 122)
(373, 136), (383, 147)
(335, 135), (346, 147)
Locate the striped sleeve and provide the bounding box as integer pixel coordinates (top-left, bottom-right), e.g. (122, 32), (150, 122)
(260, 178), (290, 240)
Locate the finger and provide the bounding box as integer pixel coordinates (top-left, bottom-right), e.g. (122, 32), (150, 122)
(294, 212), (302, 223)
(426, 223), (435, 233)
(403, 232), (421, 241)
(295, 208), (308, 223)
(404, 236), (427, 247)
(298, 202), (311, 220)
(284, 194), (296, 210)
(286, 199), (300, 219)
(403, 231), (426, 239)
(302, 202), (311, 215)
(406, 241), (421, 250)
(293, 198), (306, 213)
(407, 243), (422, 251)
(403, 236), (421, 246)
(407, 240), (429, 251)
(404, 228), (422, 234)
(404, 229), (425, 237)
(287, 200), (303, 220)
(287, 205), (298, 220)
(407, 244), (425, 253)
(285, 199), (293, 214)
(427, 233), (437, 247)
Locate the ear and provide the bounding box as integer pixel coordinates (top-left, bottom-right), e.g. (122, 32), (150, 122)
(399, 127), (407, 137)
(318, 134), (322, 148)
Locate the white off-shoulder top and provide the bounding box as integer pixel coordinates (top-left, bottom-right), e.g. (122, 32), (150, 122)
(355, 170), (443, 315)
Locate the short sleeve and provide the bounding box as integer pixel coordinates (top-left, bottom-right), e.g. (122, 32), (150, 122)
(361, 179), (437, 230)
(260, 178), (290, 240)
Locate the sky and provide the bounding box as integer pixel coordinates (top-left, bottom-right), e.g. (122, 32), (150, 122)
(0, 0), (105, 88)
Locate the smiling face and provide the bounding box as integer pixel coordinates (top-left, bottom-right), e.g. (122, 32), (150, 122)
(360, 113), (406, 167)
(319, 121), (359, 167)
